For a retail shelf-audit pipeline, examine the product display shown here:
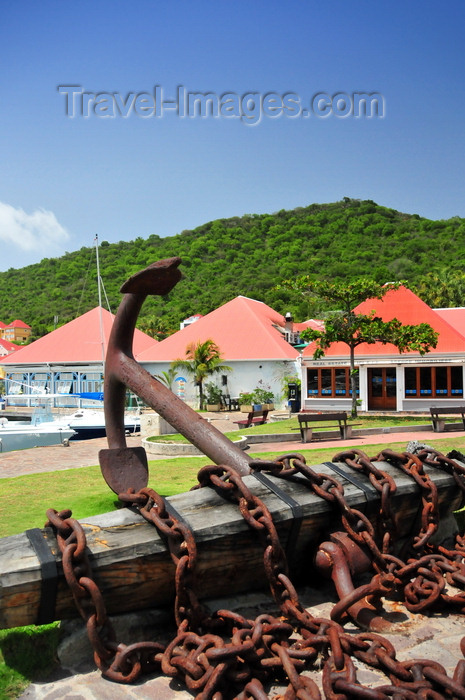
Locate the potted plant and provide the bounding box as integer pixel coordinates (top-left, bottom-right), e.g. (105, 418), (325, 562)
(253, 381), (275, 411)
(204, 382), (223, 411)
(238, 391), (255, 412)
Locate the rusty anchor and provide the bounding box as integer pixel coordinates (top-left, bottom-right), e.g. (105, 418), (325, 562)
(99, 257), (253, 494)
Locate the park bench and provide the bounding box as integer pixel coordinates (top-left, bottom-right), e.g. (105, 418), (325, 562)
(430, 406), (465, 432)
(296, 411), (353, 443)
(233, 408), (269, 428)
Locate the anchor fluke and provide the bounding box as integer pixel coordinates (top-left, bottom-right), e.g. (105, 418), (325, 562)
(120, 256), (182, 296)
(99, 446), (149, 494)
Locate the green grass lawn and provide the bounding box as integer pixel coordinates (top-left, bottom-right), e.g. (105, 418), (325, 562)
(1, 432), (465, 698)
(148, 414), (432, 443)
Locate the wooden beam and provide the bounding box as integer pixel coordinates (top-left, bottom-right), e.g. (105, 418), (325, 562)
(0, 460), (462, 629)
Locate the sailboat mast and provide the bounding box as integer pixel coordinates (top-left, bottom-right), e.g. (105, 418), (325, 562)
(95, 235), (106, 369)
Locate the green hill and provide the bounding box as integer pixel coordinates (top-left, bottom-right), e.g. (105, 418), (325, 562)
(1, 198), (465, 340)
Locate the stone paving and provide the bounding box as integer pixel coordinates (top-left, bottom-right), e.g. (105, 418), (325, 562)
(4, 415), (465, 698)
(16, 588), (465, 699)
(0, 433), (143, 479)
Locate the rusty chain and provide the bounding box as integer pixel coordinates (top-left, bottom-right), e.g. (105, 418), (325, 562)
(47, 448), (465, 698)
(333, 448), (398, 555)
(45, 506), (165, 682)
(318, 448), (465, 617)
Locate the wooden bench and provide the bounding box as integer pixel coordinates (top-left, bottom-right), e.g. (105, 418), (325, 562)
(297, 411), (352, 443)
(430, 406), (465, 432)
(233, 409), (269, 428)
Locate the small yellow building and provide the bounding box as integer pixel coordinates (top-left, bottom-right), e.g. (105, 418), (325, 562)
(1, 320), (31, 344)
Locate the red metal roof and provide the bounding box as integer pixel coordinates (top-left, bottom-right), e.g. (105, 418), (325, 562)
(434, 307), (465, 336)
(0, 321), (7, 329)
(6, 319), (31, 329)
(0, 338), (19, 353)
(0, 307), (155, 365)
(136, 296), (302, 362)
(302, 286), (465, 358)
(295, 319), (324, 332)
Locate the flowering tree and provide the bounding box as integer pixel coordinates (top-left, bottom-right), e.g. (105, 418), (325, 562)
(282, 278), (438, 417)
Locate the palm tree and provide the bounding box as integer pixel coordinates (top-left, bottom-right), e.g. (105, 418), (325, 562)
(172, 339), (232, 409)
(138, 316), (175, 340)
(154, 366), (177, 390)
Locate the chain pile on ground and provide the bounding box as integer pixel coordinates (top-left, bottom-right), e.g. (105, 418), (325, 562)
(46, 448), (465, 698)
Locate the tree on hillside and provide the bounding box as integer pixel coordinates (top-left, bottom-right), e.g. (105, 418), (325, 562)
(138, 316), (176, 340)
(413, 270), (465, 308)
(280, 278), (439, 417)
(171, 339), (232, 409)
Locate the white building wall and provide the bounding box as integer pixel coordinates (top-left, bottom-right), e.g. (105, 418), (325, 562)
(2, 356), (302, 411)
(358, 366), (368, 412)
(396, 365), (404, 410)
(142, 359), (299, 409)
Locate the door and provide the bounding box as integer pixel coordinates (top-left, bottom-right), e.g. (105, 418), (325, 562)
(368, 367), (397, 410)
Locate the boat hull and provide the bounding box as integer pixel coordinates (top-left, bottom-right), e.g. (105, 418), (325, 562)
(0, 426), (77, 452)
(67, 409), (140, 440)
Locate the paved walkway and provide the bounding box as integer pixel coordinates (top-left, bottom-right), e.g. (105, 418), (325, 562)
(248, 427), (458, 454)
(0, 433), (142, 479)
(0, 423), (461, 480)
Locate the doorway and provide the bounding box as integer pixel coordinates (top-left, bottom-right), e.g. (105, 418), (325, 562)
(368, 367), (397, 410)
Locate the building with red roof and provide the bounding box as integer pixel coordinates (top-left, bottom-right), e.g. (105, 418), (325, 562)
(1, 319), (31, 344)
(434, 307), (465, 337)
(301, 286), (465, 412)
(180, 314), (203, 329)
(0, 307), (155, 403)
(138, 296), (316, 406)
(0, 338), (20, 357)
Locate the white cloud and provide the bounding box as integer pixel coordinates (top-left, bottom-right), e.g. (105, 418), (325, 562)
(0, 201), (70, 253)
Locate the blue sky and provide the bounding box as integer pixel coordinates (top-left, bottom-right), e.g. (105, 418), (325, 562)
(1, 1), (464, 271)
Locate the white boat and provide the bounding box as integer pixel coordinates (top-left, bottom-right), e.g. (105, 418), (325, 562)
(65, 407), (140, 439)
(0, 420), (76, 453)
(2, 392), (140, 441)
(0, 397), (76, 452)
(59, 390), (140, 439)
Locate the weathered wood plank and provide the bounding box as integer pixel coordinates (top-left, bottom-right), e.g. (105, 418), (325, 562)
(0, 460), (462, 629)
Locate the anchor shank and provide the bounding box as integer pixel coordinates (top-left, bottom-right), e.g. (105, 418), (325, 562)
(104, 290), (252, 477)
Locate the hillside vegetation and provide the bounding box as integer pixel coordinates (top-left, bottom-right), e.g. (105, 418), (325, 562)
(1, 198), (465, 339)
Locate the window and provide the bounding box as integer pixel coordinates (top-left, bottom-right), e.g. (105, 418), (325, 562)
(404, 366), (463, 399)
(55, 372), (78, 406)
(31, 373), (49, 394)
(307, 367), (359, 398)
(7, 373), (25, 395)
(81, 372), (103, 393)
(285, 330), (301, 345)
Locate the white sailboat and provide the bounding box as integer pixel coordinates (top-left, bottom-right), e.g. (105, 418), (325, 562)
(65, 404), (140, 439)
(62, 236), (141, 439)
(1, 237), (141, 443)
(0, 395), (76, 452)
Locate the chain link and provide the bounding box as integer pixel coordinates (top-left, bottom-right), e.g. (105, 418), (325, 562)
(48, 447), (465, 697)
